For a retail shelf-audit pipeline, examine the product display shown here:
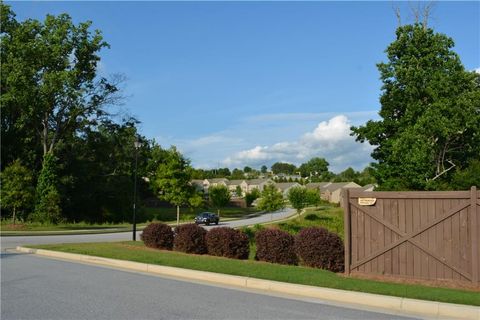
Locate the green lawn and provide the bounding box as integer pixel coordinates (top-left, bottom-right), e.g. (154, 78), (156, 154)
(0, 220), (136, 232)
(257, 205), (345, 238)
(29, 241), (480, 306)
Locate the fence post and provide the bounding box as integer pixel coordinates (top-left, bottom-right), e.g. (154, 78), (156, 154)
(471, 186), (478, 285)
(343, 188), (351, 276)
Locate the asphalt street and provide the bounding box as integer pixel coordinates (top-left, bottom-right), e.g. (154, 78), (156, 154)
(0, 208), (295, 250)
(1, 253), (419, 320)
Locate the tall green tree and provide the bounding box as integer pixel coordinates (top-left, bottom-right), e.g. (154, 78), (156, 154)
(1, 3), (122, 169)
(287, 187), (321, 215)
(152, 147), (194, 225)
(305, 189), (321, 207)
(230, 168), (245, 179)
(257, 184), (285, 212)
(298, 157), (330, 180)
(245, 189), (261, 207)
(0, 160), (34, 224)
(58, 119), (147, 223)
(208, 185), (231, 216)
(271, 162), (297, 175)
(351, 24), (480, 190)
(287, 186), (308, 215)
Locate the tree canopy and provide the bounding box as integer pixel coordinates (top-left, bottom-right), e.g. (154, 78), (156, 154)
(0, 160), (34, 224)
(1, 4), (123, 168)
(1, 4), (136, 224)
(298, 157), (330, 181)
(257, 184), (285, 212)
(152, 147), (194, 208)
(271, 162), (297, 175)
(288, 186), (321, 215)
(208, 185), (231, 215)
(352, 24), (480, 190)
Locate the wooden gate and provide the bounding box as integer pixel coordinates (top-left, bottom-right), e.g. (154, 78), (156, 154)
(343, 187), (479, 286)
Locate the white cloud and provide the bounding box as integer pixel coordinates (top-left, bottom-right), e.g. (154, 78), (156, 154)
(475, 67), (480, 74)
(157, 111), (377, 172)
(245, 111), (377, 123)
(223, 115), (373, 172)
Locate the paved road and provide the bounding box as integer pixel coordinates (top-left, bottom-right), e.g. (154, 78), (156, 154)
(0, 208), (296, 250)
(1, 252), (418, 320)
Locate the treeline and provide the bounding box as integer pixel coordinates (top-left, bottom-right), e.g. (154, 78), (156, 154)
(0, 5), (162, 224)
(191, 158), (377, 186)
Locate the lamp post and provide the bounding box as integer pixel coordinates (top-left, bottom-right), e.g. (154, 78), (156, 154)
(133, 137), (142, 241)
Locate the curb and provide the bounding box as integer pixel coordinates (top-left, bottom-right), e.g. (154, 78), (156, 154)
(16, 246), (479, 319)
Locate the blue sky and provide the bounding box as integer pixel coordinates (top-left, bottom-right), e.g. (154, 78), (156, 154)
(10, 1), (480, 172)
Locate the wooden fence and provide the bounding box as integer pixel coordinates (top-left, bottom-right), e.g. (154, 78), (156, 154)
(343, 186), (479, 286)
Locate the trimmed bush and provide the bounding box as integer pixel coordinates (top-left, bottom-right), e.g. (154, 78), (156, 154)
(255, 228), (297, 265)
(174, 223), (207, 254)
(295, 227), (344, 272)
(140, 222), (174, 250)
(206, 227), (249, 259)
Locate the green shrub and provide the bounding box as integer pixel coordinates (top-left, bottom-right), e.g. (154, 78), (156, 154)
(174, 223), (207, 254)
(255, 228), (297, 265)
(33, 153), (62, 223)
(31, 189), (62, 224)
(206, 227), (249, 259)
(295, 227), (344, 272)
(141, 222), (174, 250)
(245, 189), (261, 206)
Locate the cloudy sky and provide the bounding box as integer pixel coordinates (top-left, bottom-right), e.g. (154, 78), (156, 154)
(12, 1), (479, 173)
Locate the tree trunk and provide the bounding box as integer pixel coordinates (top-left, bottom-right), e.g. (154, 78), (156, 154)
(217, 208), (220, 219)
(176, 205), (180, 226)
(12, 206), (16, 226)
(42, 113), (48, 155)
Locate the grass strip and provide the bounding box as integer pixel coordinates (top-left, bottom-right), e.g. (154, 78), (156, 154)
(29, 241), (479, 306)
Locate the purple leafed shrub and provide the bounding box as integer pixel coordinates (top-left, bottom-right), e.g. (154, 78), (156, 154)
(140, 222), (174, 250)
(295, 227), (344, 272)
(206, 227), (249, 259)
(174, 223), (207, 254)
(255, 228), (297, 265)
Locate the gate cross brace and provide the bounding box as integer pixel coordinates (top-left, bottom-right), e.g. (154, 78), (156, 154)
(349, 201), (471, 280)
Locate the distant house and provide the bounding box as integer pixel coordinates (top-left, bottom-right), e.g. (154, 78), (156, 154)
(321, 182), (361, 204)
(306, 182), (332, 191)
(275, 182), (302, 197)
(190, 178), (229, 194)
(273, 173), (302, 181)
(191, 179), (207, 192)
(226, 179), (248, 196)
(206, 178), (228, 188)
(245, 178), (272, 193)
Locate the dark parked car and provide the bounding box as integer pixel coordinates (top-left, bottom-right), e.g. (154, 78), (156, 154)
(194, 212), (219, 226)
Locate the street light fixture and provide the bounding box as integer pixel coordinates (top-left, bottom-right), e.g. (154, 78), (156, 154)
(133, 137), (142, 241)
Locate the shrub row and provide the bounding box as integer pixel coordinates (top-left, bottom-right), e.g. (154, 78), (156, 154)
(141, 223), (249, 259)
(255, 227), (344, 272)
(141, 223), (344, 272)
(255, 228), (297, 265)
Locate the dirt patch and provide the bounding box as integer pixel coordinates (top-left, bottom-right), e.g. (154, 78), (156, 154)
(1, 224), (28, 231)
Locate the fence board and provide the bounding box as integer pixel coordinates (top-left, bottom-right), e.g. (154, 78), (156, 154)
(345, 187), (479, 287)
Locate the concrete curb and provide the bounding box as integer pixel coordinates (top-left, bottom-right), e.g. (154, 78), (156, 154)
(16, 246), (479, 320)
